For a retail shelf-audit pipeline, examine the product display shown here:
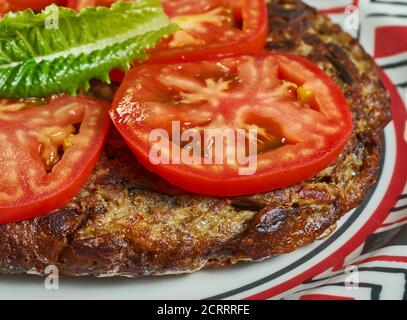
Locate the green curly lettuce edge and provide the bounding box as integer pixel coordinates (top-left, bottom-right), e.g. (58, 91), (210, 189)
(0, 0), (179, 99)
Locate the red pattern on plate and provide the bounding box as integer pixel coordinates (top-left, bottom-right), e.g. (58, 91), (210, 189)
(299, 294), (355, 300)
(243, 1), (407, 300)
(320, 0), (359, 14)
(375, 26), (407, 58)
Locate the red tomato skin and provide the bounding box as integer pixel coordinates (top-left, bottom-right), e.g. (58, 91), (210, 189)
(148, 0), (269, 64)
(0, 151), (98, 224)
(109, 69), (126, 83)
(0, 96), (111, 224)
(67, 0), (268, 82)
(111, 53), (353, 197)
(225, 0), (243, 20)
(4, 0), (64, 11)
(161, 0), (223, 16)
(65, 0), (118, 11)
(111, 128), (350, 197)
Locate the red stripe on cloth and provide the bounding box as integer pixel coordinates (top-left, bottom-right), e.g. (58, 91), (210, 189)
(299, 294), (355, 300)
(353, 255), (407, 265)
(375, 26), (407, 58)
(381, 216), (407, 227)
(320, 0), (359, 15)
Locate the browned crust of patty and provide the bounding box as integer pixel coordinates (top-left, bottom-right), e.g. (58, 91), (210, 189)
(0, 0), (391, 276)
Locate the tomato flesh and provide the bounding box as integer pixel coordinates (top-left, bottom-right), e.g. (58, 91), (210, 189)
(148, 0), (268, 64)
(1, 0), (64, 12)
(161, 0), (223, 16)
(0, 96), (110, 224)
(224, 0), (242, 19)
(65, 0), (117, 11)
(111, 53), (353, 196)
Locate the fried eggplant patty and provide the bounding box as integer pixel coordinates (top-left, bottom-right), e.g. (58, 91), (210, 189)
(0, 0), (391, 276)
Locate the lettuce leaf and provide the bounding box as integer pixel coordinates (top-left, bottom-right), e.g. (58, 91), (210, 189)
(0, 0), (178, 98)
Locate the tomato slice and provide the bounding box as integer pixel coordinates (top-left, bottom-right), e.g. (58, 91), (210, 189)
(108, 0), (267, 82)
(65, 0), (117, 11)
(224, 0), (242, 19)
(160, 0), (223, 16)
(148, 0), (268, 64)
(0, 96), (110, 224)
(1, 0), (64, 12)
(67, 0), (267, 71)
(68, 0), (268, 82)
(111, 53), (353, 196)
